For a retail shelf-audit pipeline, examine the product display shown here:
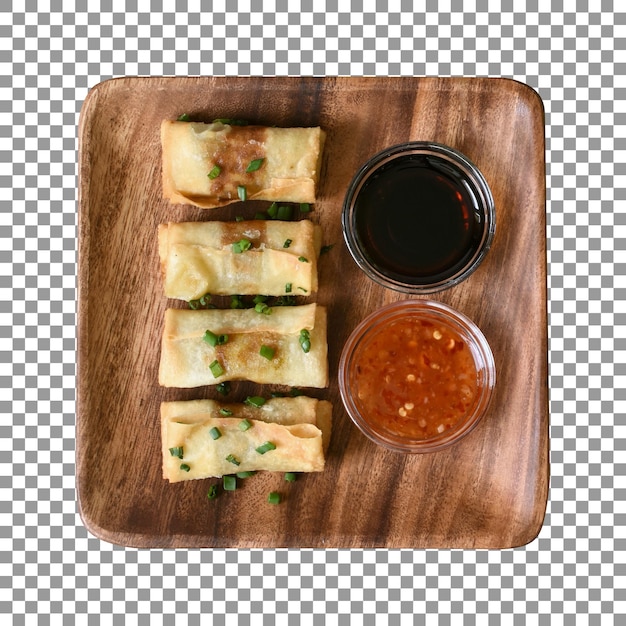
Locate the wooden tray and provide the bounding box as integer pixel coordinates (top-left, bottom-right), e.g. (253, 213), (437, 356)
(77, 77), (549, 549)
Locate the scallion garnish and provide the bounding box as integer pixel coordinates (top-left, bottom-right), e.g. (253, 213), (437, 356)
(232, 238), (252, 253)
(237, 185), (247, 202)
(223, 475), (237, 491)
(207, 484), (218, 500)
(253, 294), (268, 304)
(299, 203), (311, 213)
(219, 408), (233, 417)
(283, 239), (292, 248)
(267, 202), (278, 218)
(203, 329), (228, 347)
(238, 418), (252, 431)
(180, 463), (191, 472)
(208, 165), (221, 179)
(285, 283), (292, 293)
(289, 387), (304, 397)
(298, 256), (309, 263)
(245, 396), (266, 408)
(276, 205), (292, 220)
(256, 441), (276, 455)
(299, 329), (311, 353)
(254, 211), (268, 219)
(216, 381), (231, 396)
(284, 472), (297, 482)
(246, 158), (264, 172)
(260, 345), (275, 360)
(169, 446), (184, 459)
(209, 426), (222, 440)
(235, 215), (244, 222)
(212, 118), (248, 126)
(267, 491), (281, 504)
(320, 244), (335, 255)
(209, 359), (225, 378)
(298, 287), (308, 293)
(226, 454), (240, 466)
(236, 470), (256, 478)
(254, 302), (272, 315)
(177, 113), (191, 121)
(230, 295), (244, 309)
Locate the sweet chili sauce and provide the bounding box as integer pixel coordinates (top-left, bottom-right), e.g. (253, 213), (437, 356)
(352, 316), (479, 440)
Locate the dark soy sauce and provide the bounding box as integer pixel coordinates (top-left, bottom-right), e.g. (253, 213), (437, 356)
(354, 155), (484, 285)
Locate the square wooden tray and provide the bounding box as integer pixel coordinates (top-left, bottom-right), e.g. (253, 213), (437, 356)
(77, 76), (549, 548)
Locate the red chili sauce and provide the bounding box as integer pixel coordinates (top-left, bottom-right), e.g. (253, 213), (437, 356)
(353, 317), (479, 440)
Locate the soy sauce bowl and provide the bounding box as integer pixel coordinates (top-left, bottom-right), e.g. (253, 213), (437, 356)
(342, 142), (496, 294)
(338, 300), (496, 454)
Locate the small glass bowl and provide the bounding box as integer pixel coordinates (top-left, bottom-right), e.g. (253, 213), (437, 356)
(338, 300), (496, 453)
(342, 142), (496, 294)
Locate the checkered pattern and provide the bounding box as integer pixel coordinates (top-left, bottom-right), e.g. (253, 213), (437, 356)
(2, 2), (624, 622)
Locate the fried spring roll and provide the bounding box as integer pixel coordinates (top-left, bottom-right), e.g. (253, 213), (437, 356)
(158, 219), (322, 300)
(161, 120), (326, 209)
(158, 303), (328, 388)
(161, 396), (332, 481)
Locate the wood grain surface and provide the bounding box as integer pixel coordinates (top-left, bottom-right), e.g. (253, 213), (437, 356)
(77, 77), (548, 548)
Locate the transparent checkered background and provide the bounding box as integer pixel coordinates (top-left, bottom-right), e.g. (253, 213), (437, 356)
(2, 1), (624, 623)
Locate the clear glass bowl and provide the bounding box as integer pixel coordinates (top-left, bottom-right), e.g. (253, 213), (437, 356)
(342, 142), (496, 294)
(338, 299), (496, 453)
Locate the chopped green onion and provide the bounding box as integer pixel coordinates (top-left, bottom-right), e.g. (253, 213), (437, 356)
(180, 463), (191, 472)
(285, 283), (292, 293)
(232, 238), (252, 253)
(219, 408), (234, 417)
(189, 293), (212, 309)
(254, 302), (272, 315)
(209, 359), (225, 378)
(260, 345), (275, 360)
(254, 211), (268, 219)
(267, 491), (281, 504)
(284, 472), (297, 482)
(245, 396), (266, 408)
(320, 244), (335, 255)
(235, 215), (244, 222)
(237, 185), (247, 202)
(208, 165), (221, 179)
(298, 256), (309, 263)
(283, 239), (292, 248)
(238, 418), (252, 431)
(289, 387), (304, 397)
(267, 202), (278, 218)
(299, 329), (311, 353)
(212, 118), (248, 126)
(253, 294), (268, 304)
(216, 381), (231, 396)
(256, 441), (276, 455)
(207, 484), (218, 499)
(236, 471), (256, 478)
(276, 205), (292, 220)
(209, 426), (222, 440)
(203, 329), (228, 347)
(226, 454), (240, 466)
(223, 475), (237, 491)
(275, 295), (296, 306)
(299, 203), (311, 213)
(246, 158), (264, 172)
(177, 113), (190, 121)
(169, 446), (184, 459)
(230, 295), (244, 309)
(298, 287), (308, 293)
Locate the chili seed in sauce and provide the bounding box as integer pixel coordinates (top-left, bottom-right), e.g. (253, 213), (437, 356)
(353, 318), (479, 440)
